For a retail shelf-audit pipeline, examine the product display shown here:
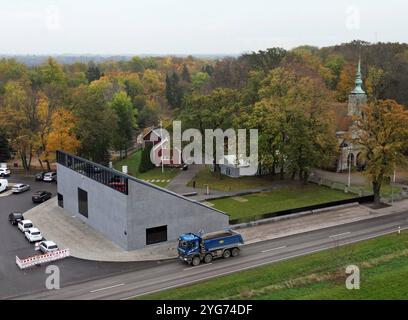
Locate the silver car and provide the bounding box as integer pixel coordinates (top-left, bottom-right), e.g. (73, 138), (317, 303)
(12, 183), (30, 194)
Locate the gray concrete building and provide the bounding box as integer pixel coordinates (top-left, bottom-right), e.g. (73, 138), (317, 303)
(56, 151), (229, 250)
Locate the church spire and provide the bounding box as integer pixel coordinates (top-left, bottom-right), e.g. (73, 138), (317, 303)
(351, 56), (365, 95)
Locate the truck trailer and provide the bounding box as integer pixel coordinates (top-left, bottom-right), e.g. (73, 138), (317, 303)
(178, 230), (244, 266)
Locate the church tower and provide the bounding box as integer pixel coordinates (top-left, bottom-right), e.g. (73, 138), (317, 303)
(348, 58), (367, 116)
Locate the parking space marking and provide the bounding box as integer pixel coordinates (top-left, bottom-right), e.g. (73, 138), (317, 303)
(90, 283), (125, 293)
(261, 246), (287, 253)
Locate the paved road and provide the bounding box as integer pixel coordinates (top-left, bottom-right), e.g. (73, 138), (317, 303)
(0, 174), (156, 299)
(15, 210), (408, 300)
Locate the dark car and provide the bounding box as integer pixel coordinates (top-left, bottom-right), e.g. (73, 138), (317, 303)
(32, 191), (52, 203)
(35, 172), (47, 181)
(8, 212), (24, 225)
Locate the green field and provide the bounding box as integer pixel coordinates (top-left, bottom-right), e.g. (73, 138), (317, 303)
(114, 150), (180, 187)
(139, 231), (408, 300)
(207, 185), (355, 223)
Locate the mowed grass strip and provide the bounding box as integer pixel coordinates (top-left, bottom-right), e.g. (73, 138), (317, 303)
(208, 185), (355, 221)
(138, 231), (408, 300)
(114, 150), (179, 187)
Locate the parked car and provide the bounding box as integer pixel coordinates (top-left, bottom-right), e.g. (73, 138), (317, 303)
(32, 191), (52, 203)
(0, 179), (8, 193)
(11, 183), (30, 194)
(35, 172), (47, 181)
(8, 212), (24, 225)
(39, 240), (59, 253)
(25, 228), (43, 243)
(18, 219), (34, 232)
(43, 172), (57, 182)
(0, 168), (11, 177)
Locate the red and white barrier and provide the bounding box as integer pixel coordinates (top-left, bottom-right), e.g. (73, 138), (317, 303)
(16, 249), (70, 269)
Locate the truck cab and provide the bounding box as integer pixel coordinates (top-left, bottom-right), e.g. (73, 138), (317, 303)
(178, 230), (244, 266)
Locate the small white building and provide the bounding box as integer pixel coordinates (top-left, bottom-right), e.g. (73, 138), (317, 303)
(217, 155), (254, 178)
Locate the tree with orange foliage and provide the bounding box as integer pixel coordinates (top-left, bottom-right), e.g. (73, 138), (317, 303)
(336, 63), (356, 102)
(354, 100), (408, 205)
(46, 109), (81, 162)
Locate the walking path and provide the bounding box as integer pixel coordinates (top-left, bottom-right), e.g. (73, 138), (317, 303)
(312, 168), (367, 185)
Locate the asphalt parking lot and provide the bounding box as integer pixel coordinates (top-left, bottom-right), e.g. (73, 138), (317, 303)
(0, 173), (157, 299)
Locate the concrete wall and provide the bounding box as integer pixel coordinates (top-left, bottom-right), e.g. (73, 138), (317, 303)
(57, 164), (229, 251)
(57, 164), (129, 249)
(126, 180), (229, 250)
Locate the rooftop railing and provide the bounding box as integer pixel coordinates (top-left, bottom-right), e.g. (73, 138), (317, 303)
(56, 150), (128, 195)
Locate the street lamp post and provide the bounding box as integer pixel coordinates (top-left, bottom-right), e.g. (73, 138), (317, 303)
(391, 152), (397, 205)
(160, 121), (164, 174)
(348, 146), (352, 190)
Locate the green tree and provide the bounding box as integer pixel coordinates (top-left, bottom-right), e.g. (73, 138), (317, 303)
(86, 62), (101, 83)
(0, 81), (38, 170)
(191, 72), (210, 92)
(129, 56), (145, 73)
(181, 64), (191, 82)
(139, 143), (155, 173)
(74, 83), (118, 164)
(241, 68), (337, 181)
(109, 92), (137, 158)
(165, 72), (184, 108)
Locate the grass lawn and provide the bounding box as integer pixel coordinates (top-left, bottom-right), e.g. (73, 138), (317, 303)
(139, 231), (408, 300)
(208, 184), (355, 222)
(187, 166), (277, 192)
(113, 150), (180, 188)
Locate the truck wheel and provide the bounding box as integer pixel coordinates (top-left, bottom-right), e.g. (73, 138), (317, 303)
(204, 254), (213, 264)
(222, 249), (231, 259)
(192, 256), (201, 266)
(231, 248), (240, 257)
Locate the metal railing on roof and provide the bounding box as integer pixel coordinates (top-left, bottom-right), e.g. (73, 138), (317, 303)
(56, 150), (128, 195)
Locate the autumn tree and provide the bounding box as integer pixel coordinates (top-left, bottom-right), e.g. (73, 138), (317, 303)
(46, 109), (81, 160)
(336, 63), (355, 102)
(0, 134), (11, 162)
(35, 93), (53, 170)
(353, 100), (408, 205)
(365, 66), (385, 101)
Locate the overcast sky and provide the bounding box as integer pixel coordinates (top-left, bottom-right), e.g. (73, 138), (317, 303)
(1, 0), (407, 55)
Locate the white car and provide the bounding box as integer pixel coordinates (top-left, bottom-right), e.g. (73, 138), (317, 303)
(0, 179), (8, 193)
(24, 228), (43, 243)
(0, 168), (11, 177)
(39, 241), (59, 253)
(43, 172), (57, 182)
(12, 183), (30, 194)
(18, 220), (34, 233)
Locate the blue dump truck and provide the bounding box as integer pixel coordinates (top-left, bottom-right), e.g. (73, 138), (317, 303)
(178, 230), (244, 266)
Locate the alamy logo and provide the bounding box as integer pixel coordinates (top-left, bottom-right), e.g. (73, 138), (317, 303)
(345, 265), (360, 290)
(149, 121), (259, 176)
(45, 265), (60, 290)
